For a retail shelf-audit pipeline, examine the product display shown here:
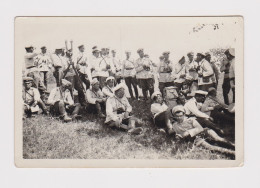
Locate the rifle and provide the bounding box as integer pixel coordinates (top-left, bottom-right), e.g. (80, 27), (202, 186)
(63, 40), (87, 101)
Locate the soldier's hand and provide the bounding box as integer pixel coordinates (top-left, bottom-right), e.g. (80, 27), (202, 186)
(182, 131), (190, 138)
(124, 111), (129, 119)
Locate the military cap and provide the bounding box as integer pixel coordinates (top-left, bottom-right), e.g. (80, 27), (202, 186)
(91, 78), (100, 85)
(205, 52), (211, 57)
(194, 90), (208, 96)
(151, 91), (162, 100)
(187, 52), (194, 56)
(78, 45), (84, 49)
(23, 77), (34, 83)
(125, 50), (131, 54)
(106, 76), (115, 82)
(92, 46), (98, 50)
(144, 54), (149, 58)
(172, 105), (186, 114)
(113, 83), (126, 92)
(25, 45), (34, 50)
(197, 52), (205, 57)
(225, 48), (235, 57)
(162, 51), (170, 55)
(137, 48), (144, 53)
(111, 49), (116, 53)
(41, 46), (46, 49)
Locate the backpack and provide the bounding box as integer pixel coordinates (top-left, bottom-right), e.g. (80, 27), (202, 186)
(163, 86), (178, 109)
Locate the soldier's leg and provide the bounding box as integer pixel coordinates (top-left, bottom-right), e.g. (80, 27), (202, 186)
(204, 128), (235, 148)
(147, 78), (154, 98)
(232, 88), (235, 103)
(95, 102), (105, 117)
(37, 99), (48, 114)
(196, 117), (224, 136)
(125, 77), (134, 98)
(71, 103), (81, 116)
(195, 137), (235, 155)
(222, 78), (230, 105)
(132, 77), (139, 99)
(159, 82), (165, 97)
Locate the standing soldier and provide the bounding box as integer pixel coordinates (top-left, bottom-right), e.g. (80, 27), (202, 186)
(158, 51), (174, 96)
(51, 47), (64, 87)
(24, 45), (46, 96)
(220, 56), (232, 105)
(172, 56), (188, 92)
(186, 52), (199, 92)
(76, 44), (91, 89)
(111, 49), (122, 84)
(92, 48), (111, 88)
(225, 48), (235, 103)
(122, 51), (139, 100)
(196, 52), (215, 91)
(205, 52), (219, 89)
(35, 46), (52, 89)
(135, 48), (156, 102)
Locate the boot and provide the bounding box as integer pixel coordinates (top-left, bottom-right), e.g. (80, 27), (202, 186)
(63, 114), (72, 122)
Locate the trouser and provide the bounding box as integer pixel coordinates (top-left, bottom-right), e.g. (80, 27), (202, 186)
(138, 78), (154, 99)
(50, 101), (81, 117)
(86, 101), (105, 114)
(198, 83), (214, 92)
(196, 117), (224, 136)
(24, 99), (47, 117)
(125, 77), (139, 99)
(210, 108), (235, 125)
(222, 78), (231, 105)
(116, 77), (122, 85)
(159, 82), (175, 97)
(53, 67), (63, 87)
(154, 111), (168, 130)
(39, 71), (48, 89)
(74, 73), (91, 106)
(27, 70), (46, 95)
(106, 116), (138, 131)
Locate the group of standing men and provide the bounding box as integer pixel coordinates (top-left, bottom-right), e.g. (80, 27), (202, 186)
(22, 42), (236, 142)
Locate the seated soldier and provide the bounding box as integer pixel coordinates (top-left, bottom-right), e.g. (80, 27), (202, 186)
(86, 78), (106, 117)
(201, 87), (235, 125)
(23, 77), (48, 117)
(170, 105), (235, 155)
(102, 76), (115, 98)
(184, 90), (224, 135)
(105, 83), (143, 134)
(150, 91), (169, 130)
(47, 79), (81, 122)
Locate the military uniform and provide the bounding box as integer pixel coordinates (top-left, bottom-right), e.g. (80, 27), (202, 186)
(220, 58), (232, 104)
(122, 57), (139, 99)
(172, 57), (188, 91)
(24, 50), (46, 94)
(35, 51), (52, 88)
(135, 49), (155, 99)
(158, 58), (175, 96)
(22, 77), (47, 117)
(51, 52), (64, 87)
(47, 79), (81, 122)
(197, 58), (215, 91)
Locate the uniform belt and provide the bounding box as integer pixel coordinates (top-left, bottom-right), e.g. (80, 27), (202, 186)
(125, 67), (134, 70)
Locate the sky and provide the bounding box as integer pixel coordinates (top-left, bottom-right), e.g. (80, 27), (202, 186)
(15, 17), (241, 64)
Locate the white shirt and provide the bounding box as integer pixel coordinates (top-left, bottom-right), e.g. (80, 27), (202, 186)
(102, 86), (115, 98)
(91, 56), (110, 77)
(184, 97), (209, 119)
(197, 59), (214, 85)
(135, 57), (154, 79)
(105, 96), (132, 123)
(35, 53), (52, 72)
(47, 87), (74, 106)
(186, 60), (199, 80)
(122, 58), (136, 77)
(76, 52), (89, 74)
(86, 88), (105, 104)
(151, 102), (168, 118)
(158, 60), (174, 83)
(51, 54), (63, 68)
(24, 52), (38, 69)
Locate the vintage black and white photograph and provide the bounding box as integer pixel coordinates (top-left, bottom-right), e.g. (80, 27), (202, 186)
(14, 17), (243, 167)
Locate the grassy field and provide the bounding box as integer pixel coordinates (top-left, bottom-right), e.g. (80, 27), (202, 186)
(23, 73), (235, 159)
